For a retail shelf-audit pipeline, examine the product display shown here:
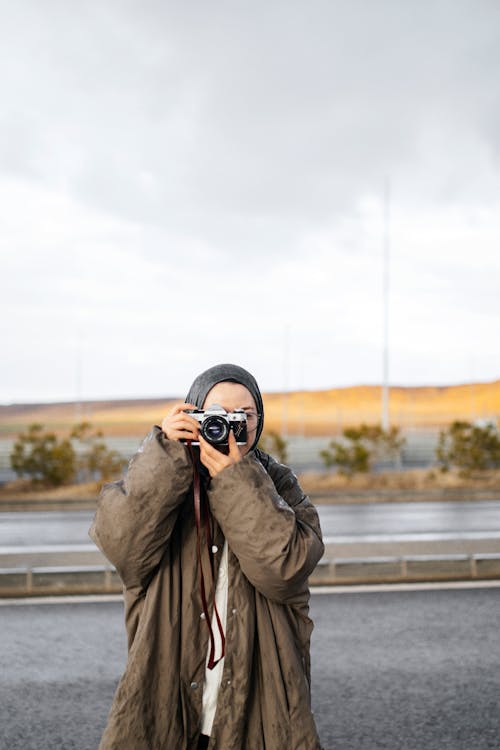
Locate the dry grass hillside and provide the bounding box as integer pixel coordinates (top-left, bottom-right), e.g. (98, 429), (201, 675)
(1, 379), (499, 438)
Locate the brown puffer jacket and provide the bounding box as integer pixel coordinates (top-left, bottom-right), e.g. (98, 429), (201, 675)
(89, 427), (324, 749)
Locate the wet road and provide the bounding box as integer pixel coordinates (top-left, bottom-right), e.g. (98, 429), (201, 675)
(1, 584), (499, 749)
(2, 501), (500, 548)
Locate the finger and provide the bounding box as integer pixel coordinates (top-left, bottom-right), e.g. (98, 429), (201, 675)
(228, 430), (241, 460)
(200, 436), (232, 459)
(163, 403), (198, 432)
(198, 442), (219, 477)
(171, 402), (198, 415)
(171, 414), (200, 431)
(199, 436), (237, 476)
(166, 402), (197, 418)
(180, 403), (198, 412)
(166, 418), (199, 435)
(198, 435), (220, 460)
(161, 413), (199, 440)
(169, 428), (198, 442)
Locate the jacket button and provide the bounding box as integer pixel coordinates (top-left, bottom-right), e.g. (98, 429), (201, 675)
(211, 545), (218, 554)
(231, 608), (237, 615)
(200, 612), (206, 619)
(190, 682), (199, 690)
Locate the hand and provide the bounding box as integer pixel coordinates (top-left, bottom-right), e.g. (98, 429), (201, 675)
(199, 430), (242, 478)
(161, 403), (200, 442)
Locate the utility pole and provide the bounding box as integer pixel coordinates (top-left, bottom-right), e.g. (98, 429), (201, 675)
(382, 178), (390, 431)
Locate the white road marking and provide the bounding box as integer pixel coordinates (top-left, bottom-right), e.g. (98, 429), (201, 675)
(1, 579), (500, 605)
(311, 579), (500, 594)
(0, 594), (123, 606)
(0, 544), (98, 553)
(322, 531), (500, 544)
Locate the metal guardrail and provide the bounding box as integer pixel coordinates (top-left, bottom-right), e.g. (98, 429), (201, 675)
(313, 553), (500, 585)
(1, 554), (499, 597)
(0, 565), (121, 596)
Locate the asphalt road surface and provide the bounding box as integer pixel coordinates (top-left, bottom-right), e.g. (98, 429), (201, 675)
(1, 584), (499, 750)
(2, 501), (500, 547)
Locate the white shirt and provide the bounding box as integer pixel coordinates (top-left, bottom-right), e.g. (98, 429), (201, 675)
(200, 540), (229, 736)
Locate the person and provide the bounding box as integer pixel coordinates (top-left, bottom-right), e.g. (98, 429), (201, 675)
(89, 363), (324, 749)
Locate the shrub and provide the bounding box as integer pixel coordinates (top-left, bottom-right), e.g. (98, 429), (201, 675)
(436, 420), (500, 475)
(10, 423), (76, 486)
(258, 431), (289, 463)
(10, 421), (127, 487)
(320, 438), (370, 474)
(70, 422), (127, 481)
(320, 423), (406, 476)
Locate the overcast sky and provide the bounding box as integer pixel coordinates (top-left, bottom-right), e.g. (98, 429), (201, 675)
(1, 0), (499, 403)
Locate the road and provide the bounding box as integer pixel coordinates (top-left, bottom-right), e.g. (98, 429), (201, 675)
(1, 584), (499, 749)
(2, 501), (500, 547)
(2, 502), (500, 567)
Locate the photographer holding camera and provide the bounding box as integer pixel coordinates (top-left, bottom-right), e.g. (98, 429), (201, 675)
(90, 364), (324, 749)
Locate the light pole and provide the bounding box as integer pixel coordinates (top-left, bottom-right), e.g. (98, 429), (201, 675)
(382, 178), (390, 431)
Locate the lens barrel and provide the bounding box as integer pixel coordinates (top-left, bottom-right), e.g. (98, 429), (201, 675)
(201, 415), (230, 445)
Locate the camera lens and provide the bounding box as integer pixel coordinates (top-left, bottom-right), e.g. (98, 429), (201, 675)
(201, 415), (229, 445)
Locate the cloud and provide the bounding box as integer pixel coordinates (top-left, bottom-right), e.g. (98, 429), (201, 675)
(3, 2), (500, 227)
(0, 1), (499, 401)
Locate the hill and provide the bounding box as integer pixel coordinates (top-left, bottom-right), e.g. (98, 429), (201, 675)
(1, 379), (499, 438)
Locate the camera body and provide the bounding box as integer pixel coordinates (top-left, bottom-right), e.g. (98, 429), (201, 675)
(182, 404), (248, 447)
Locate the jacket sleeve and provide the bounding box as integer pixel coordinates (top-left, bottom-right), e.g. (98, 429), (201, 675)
(207, 453), (324, 604)
(88, 426), (193, 592)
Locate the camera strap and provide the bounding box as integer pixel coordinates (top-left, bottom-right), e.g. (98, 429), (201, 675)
(188, 442), (226, 670)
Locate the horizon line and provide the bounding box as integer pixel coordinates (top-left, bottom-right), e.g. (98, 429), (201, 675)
(1, 376), (499, 409)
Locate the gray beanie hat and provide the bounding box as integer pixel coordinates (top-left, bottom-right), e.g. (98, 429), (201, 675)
(185, 363), (264, 450)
